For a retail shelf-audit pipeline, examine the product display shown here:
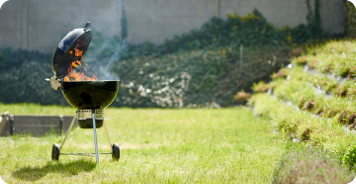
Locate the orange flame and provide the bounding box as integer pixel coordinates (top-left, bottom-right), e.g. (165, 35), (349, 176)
(74, 48), (83, 57)
(64, 48), (97, 82)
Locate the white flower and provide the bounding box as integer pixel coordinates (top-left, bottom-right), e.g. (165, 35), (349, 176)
(138, 85), (145, 92)
(161, 86), (169, 92)
(140, 91), (147, 97)
(127, 82), (134, 88)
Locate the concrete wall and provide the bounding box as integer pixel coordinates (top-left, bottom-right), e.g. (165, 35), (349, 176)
(0, 0), (121, 53)
(0, 0), (345, 53)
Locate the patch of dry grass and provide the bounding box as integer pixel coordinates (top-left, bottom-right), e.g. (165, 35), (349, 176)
(273, 145), (355, 184)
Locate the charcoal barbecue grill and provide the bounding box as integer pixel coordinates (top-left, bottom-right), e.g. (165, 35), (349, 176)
(47, 23), (120, 164)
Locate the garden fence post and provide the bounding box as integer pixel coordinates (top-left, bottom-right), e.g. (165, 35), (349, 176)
(0, 111), (9, 136)
(9, 115), (14, 135)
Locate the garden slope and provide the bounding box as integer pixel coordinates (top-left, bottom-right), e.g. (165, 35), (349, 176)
(250, 40), (356, 168)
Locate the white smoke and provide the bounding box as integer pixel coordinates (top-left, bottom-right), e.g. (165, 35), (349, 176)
(95, 40), (127, 81)
(82, 0), (125, 81)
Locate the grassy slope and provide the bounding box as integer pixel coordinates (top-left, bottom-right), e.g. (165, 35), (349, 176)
(250, 40), (356, 182)
(0, 105), (286, 183)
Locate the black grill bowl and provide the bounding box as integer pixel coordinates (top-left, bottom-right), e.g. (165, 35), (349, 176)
(61, 80), (119, 109)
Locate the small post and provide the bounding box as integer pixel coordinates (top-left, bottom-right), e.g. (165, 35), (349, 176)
(9, 115), (14, 135)
(59, 115), (63, 135)
(240, 44), (243, 68)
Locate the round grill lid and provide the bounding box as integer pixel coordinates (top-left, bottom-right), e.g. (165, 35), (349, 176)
(52, 22), (93, 79)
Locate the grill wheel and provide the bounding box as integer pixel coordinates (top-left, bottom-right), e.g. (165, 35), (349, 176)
(112, 143), (120, 161)
(52, 144), (60, 161)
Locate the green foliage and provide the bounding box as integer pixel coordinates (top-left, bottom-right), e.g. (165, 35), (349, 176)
(114, 46), (290, 107)
(252, 81), (269, 93)
(251, 40), (356, 177)
(346, 1), (356, 38)
(343, 145), (356, 168)
(0, 48), (66, 105)
(120, 8), (332, 60)
(0, 48), (50, 73)
(0, 44), (289, 107)
(0, 61), (67, 105)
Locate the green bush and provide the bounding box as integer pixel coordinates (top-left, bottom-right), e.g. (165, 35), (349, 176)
(0, 48), (50, 73)
(0, 61), (67, 105)
(113, 46), (290, 107)
(120, 8), (331, 60)
(343, 145), (356, 168)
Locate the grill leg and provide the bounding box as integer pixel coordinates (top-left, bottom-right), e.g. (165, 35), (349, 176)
(103, 122), (113, 153)
(60, 112), (77, 151)
(92, 109), (99, 165)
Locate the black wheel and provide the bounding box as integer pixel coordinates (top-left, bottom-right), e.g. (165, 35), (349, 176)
(112, 143), (120, 161)
(52, 143), (60, 161)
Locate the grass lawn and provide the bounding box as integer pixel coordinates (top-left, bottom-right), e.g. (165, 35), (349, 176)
(0, 105), (286, 183)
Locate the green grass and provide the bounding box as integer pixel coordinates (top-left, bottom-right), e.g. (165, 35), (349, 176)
(292, 40), (356, 78)
(0, 105), (286, 183)
(0, 103), (74, 115)
(250, 93), (356, 170)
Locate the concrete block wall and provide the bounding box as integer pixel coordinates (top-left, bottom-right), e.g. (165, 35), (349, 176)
(0, 0), (346, 53)
(0, 115), (77, 136)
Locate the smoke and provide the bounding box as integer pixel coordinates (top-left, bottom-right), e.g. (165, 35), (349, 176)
(81, 0), (126, 81)
(83, 36), (127, 81)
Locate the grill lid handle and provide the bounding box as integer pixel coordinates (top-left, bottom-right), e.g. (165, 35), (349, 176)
(46, 75), (61, 90)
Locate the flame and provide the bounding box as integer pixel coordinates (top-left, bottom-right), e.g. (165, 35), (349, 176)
(63, 48), (97, 82)
(64, 71), (97, 81)
(74, 48), (83, 57)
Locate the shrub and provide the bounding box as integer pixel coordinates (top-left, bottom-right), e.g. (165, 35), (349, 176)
(295, 56), (308, 65)
(233, 90), (250, 104)
(0, 61), (67, 105)
(252, 81), (269, 93)
(343, 145), (356, 169)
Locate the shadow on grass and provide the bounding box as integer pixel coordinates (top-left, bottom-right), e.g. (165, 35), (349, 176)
(12, 159), (96, 181)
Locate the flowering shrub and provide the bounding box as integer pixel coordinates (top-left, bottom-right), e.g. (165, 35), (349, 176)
(117, 72), (190, 108)
(112, 46), (290, 107)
